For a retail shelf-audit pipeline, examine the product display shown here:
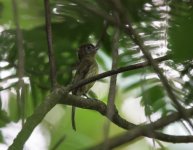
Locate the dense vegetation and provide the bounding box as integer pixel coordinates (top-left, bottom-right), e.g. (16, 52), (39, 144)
(0, 0), (193, 150)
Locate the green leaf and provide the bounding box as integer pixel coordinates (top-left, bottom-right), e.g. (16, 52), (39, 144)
(141, 85), (165, 115)
(0, 110), (10, 127)
(169, 2), (193, 62)
(8, 95), (19, 121)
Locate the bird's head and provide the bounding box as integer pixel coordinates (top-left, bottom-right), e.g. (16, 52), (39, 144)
(78, 43), (98, 60)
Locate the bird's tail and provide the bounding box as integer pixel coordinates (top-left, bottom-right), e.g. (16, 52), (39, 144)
(71, 106), (76, 131)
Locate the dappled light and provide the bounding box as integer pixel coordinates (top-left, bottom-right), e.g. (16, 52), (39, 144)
(0, 0), (193, 150)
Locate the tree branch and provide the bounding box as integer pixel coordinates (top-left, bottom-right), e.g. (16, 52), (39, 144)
(8, 50), (167, 149)
(68, 55), (168, 91)
(109, 0), (193, 129)
(59, 95), (193, 134)
(44, 0), (57, 89)
(8, 86), (193, 149)
(90, 131), (193, 150)
(11, 0), (25, 127)
(103, 12), (120, 149)
(8, 87), (68, 150)
(61, 93), (193, 149)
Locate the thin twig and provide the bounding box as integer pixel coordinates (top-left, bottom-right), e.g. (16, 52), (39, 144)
(11, 0), (25, 127)
(103, 12), (120, 150)
(44, 0), (57, 89)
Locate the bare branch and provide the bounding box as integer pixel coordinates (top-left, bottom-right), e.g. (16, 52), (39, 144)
(8, 87), (68, 150)
(11, 0), (25, 127)
(8, 86), (193, 149)
(68, 55), (169, 91)
(103, 12), (120, 149)
(90, 132), (193, 150)
(44, 0), (57, 89)
(59, 94), (193, 134)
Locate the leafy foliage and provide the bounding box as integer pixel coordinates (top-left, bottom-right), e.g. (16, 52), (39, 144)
(0, 0), (193, 149)
(169, 1), (193, 61)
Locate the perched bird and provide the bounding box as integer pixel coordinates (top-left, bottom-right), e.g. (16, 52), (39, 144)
(71, 43), (99, 131)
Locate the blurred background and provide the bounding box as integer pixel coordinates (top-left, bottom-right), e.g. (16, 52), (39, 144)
(0, 0), (193, 149)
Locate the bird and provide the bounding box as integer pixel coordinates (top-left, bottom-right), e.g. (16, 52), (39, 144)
(71, 43), (99, 131)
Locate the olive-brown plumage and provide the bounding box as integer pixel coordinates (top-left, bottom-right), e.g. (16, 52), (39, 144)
(71, 44), (98, 131)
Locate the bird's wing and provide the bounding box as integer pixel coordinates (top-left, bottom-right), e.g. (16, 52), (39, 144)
(71, 59), (96, 130)
(72, 59), (92, 83)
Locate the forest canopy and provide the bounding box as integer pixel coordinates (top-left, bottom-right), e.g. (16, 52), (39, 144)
(0, 0), (193, 150)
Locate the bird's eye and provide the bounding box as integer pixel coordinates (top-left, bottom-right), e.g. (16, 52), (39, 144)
(87, 45), (92, 49)
(85, 45), (92, 52)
